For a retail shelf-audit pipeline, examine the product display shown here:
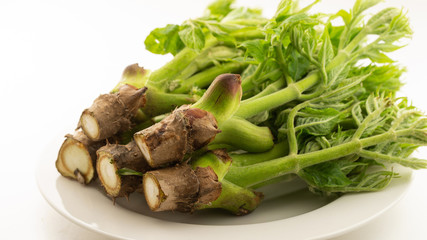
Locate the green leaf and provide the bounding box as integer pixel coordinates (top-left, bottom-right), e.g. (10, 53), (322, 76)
(144, 24), (185, 55)
(298, 160), (354, 190)
(286, 45), (311, 81)
(353, 0), (383, 16)
(299, 156), (396, 195)
(318, 27), (334, 83)
(349, 64), (404, 97)
(365, 49), (395, 63)
(179, 21), (206, 51)
(117, 168), (144, 176)
(206, 0), (235, 19)
(366, 8), (402, 34)
(221, 6), (263, 23)
(335, 10), (351, 26)
(296, 107), (347, 136)
(203, 22), (236, 43)
(274, 0), (297, 21)
(240, 39), (269, 62)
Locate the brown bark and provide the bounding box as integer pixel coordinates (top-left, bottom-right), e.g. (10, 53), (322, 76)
(143, 164), (222, 212)
(194, 166), (222, 205)
(134, 105), (220, 168)
(143, 164), (200, 212)
(96, 141), (149, 198)
(78, 84), (147, 141)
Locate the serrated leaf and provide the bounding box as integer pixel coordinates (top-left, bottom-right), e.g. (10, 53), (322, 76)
(365, 49), (395, 63)
(298, 160), (354, 189)
(274, 0), (297, 21)
(318, 27), (334, 79)
(296, 107), (346, 136)
(352, 103), (364, 126)
(353, 0), (383, 16)
(286, 45), (311, 81)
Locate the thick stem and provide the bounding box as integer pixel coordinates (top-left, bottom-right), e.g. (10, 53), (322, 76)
(134, 106), (220, 168)
(230, 28), (265, 40)
(56, 131), (105, 184)
(245, 77), (286, 101)
(191, 149), (232, 181)
(112, 64), (150, 92)
(191, 74), (242, 123)
(230, 141), (289, 167)
(209, 117), (274, 153)
(171, 62), (247, 94)
(225, 130), (404, 188)
(174, 46), (243, 81)
(78, 84), (147, 141)
(148, 48), (198, 88)
(142, 88), (197, 117)
(235, 71), (320, 119)
(143, 163), (222, 212)
(196, 180), (263, 215)
(143, 164), (200, 212)
(96, 141), (149, 198)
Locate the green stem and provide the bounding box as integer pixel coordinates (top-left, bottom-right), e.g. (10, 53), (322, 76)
(225, 129), (406, 188)
(196, 180), (262, 215)
(149, 48), (199, 88)
(230, 141), (289, 167)
(235, 71), (320, 119)
(191, 150), (232, 181)
(172, 62), (248, 93)
(191, 74), (242, 124)
(230, 28), (265, 41)
(142, 88), (197, 116)
(210, 117), (274, 153)
(174, 46), (243, 81)
(241, 68), (282, 93)
(246, 77), (286, 101)
(287, 102), (310, 155)
(274, 43), (292, 85)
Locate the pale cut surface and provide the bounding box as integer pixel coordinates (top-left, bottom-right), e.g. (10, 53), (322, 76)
(134, 137), (153, 166)
(98, 154), (120, 195)
(62, 144), (91, 174)
(81, 113), (99, 140)
(57, 138), (94, 184)
(143, 174), (161, 210)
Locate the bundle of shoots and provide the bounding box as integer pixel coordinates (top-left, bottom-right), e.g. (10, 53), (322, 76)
(140, 0), (427, 214)
(55, 0), (427, 217)
(226, 95), (427, 196)
(114, 1), (271, 118)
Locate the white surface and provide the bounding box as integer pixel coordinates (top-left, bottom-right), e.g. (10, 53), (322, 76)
(1, 0), (427, 239)
(36, 144), (414, 240)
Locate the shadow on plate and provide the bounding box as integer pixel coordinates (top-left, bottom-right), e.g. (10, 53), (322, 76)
(56, 176), (337, 226)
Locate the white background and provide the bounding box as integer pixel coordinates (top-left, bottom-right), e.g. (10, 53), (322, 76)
(1, 0), (427, 239)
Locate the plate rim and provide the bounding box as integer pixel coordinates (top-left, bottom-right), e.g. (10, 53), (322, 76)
(36, 135), (413, 240)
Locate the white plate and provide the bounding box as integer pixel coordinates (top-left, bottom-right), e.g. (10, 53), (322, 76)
(36, 134), (413, 240)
